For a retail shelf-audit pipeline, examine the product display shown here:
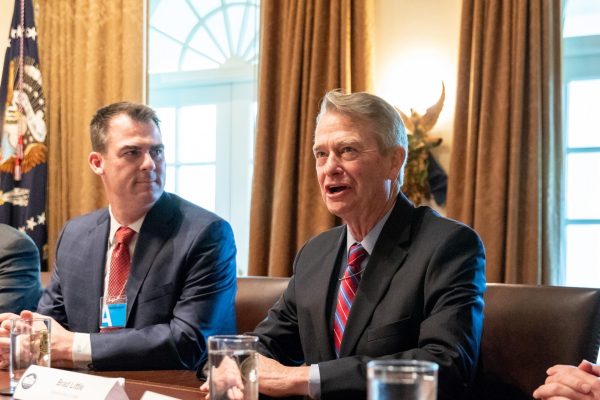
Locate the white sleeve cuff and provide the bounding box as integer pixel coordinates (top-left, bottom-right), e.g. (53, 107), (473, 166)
(308, 364), (321, 399)
(72, 332), (92, 368)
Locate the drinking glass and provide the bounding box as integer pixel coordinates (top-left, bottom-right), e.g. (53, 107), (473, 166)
(367, 359), (438, 400)
(208, 335), (258, 400)
(9, 317), (51, 394)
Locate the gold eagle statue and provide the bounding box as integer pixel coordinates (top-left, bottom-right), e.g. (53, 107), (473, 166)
(399, 82), (445, 205)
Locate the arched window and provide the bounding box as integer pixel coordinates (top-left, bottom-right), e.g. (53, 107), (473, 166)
(148, 0), (260, 274)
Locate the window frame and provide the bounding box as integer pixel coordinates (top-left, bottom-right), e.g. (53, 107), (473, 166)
(147, 0), (259, 275)
(561, 34), (600, 285)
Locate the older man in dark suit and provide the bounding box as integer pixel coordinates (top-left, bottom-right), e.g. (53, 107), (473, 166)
(249, 90), (486, 399)
(0, 224), (42, 313)
(0, 102), (237, 371)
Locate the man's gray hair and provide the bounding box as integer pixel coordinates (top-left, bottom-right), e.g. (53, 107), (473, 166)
(316, 89), (408, 186)
(90, 102), (161, 153)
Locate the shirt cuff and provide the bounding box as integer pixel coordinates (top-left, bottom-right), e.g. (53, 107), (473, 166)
(72, 332), (92, 368)
(308, 364), (321, 399)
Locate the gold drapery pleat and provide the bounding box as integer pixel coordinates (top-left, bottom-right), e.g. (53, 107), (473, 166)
(36, 0), (145, 267)
(249, 0), (373, 277)
(447, 0), (563, 283)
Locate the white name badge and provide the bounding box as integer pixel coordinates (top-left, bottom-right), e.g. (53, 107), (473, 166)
(13, 365), (128, 400)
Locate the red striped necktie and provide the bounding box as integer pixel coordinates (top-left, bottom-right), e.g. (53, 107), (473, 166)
(333, 242), (367, 357)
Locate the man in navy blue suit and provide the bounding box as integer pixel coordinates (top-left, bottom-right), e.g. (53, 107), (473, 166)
(0, 102), (237, 370)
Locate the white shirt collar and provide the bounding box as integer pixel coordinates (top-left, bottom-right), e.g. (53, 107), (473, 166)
(107, 205), (146, 246)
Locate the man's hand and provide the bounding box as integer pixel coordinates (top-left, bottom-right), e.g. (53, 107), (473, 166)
(579, 360), (600, 378)
(200, 355), (244, 400)
(258, 354), (310, 397)
(533, 361), (600, 399)
(19, 311), (75, 368)
(0, 312), (19, 369)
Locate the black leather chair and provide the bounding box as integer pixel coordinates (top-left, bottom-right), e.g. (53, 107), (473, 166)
(473, 283), (600, 399)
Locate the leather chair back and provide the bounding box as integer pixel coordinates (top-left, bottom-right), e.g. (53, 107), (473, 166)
(234, 278), (600, 399)
(236, 276), (290, 334)
(474, 283), (600, 399)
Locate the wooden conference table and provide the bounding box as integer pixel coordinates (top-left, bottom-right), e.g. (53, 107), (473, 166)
(0, 369), (206, 399)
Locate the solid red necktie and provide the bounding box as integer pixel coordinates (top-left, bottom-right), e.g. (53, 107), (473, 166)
(333, 243), (367, 357)
(106, 226), (136, 298)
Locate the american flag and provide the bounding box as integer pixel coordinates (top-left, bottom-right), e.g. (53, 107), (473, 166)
(0, 0), (48, 269)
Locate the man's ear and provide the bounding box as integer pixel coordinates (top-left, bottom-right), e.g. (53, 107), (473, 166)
(388, 146), (406, 181)
(88, 152), (104, 176)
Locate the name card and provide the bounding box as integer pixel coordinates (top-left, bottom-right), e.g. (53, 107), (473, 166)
(13, 365), (128, 400)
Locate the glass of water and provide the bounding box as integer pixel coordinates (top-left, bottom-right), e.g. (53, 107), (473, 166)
(208, 335), (258, 400)
(9, 317), (51, 394)
(367, 359), (438, 400)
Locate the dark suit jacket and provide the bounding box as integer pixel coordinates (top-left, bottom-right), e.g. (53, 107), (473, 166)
(253, 194), (486, 399)
(37, 192), (237, 370)
(0, 224), (43, 313)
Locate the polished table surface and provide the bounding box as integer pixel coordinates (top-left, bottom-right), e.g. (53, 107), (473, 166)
(0, 369), (206, 399)
(89, 369), (203, 388)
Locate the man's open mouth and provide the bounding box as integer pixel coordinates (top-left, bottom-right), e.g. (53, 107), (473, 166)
(327, 185), (349, 194)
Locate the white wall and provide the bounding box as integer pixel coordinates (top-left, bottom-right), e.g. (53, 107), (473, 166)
(0, 0), (15, 80)
(373, 0), (463, 172)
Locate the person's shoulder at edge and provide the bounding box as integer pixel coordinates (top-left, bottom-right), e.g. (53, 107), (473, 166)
(0, 223), (37, 247)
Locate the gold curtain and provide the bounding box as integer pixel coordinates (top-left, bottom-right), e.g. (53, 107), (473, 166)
(248, 0), (373, 277)
(447, 0), (563, 284)
(36, 0), (145, 266)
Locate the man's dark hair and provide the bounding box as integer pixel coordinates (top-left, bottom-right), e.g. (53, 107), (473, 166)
(90, 102), (161, 153)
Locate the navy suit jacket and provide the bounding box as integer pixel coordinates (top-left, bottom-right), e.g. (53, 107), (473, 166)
(0, 223), (43, 313)
(253, 194), (486, 399)
(38, 192), (237, 370)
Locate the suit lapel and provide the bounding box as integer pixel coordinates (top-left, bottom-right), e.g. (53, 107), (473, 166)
(87, 212), (110, 332)
(339, 195), (413, 357)
(312, 228), (346, 361)
(125, 193), (179, 322)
